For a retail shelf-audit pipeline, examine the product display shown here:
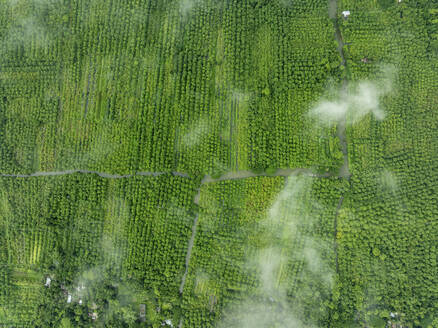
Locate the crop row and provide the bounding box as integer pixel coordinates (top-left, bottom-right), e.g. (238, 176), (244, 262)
(180, 176), (346, 327)
(0, 173), (198, 327)
(335, 1), (438, 326)
(0, 0), (343, 176)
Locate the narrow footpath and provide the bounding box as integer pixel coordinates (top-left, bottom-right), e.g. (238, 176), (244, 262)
(0, 170), (190, 179)
(329, 0), (351, 275)
(179, 184), (201, 295)
(0, 167), (333, 181)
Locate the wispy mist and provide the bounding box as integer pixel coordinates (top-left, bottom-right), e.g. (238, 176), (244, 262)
(179, 0), (201, 17)
(309, 67), (396, 126)
(182, 118), (211, 148)
(0, 0), (58, 55)
(379, 169), (398, 195)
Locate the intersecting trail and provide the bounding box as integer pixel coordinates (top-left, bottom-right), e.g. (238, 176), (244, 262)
(0, 165), (342, 296)
(0, 5), (353, 320)
(0, 122), (351, 328)
(178, 186), (201, 296)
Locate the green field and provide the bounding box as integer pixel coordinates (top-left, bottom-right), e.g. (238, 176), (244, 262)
(181, 176), (347, 327)
(0, 174), (198, 326)
(0, 0), (344, 175)
(1, 0), (438, 327)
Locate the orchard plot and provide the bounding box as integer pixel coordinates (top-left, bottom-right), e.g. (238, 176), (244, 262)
(0, 174), (198, 327)
(180, 176), (346, 327)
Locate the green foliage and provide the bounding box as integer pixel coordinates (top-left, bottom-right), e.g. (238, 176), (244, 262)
(331, 2), (438, 323)
(0, 0), (343, 176)
(0, 174), (198, 327)
(181, 176), (346, 327)
(0, 0), (437, 327)
(377, 0), (396, 10)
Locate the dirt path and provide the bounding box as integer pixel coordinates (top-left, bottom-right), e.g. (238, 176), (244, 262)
(0, 165), (343, 309)
(0, 170), (190, 179)
(329, 0), (351, 275)
(329, 0), (350, 180)
(0, 167), (335, 181)
(179, 185), (201, 295)
(334, 195), (344, 273)
(178, 167), (333, 292)
(200, 168), (333, 184)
